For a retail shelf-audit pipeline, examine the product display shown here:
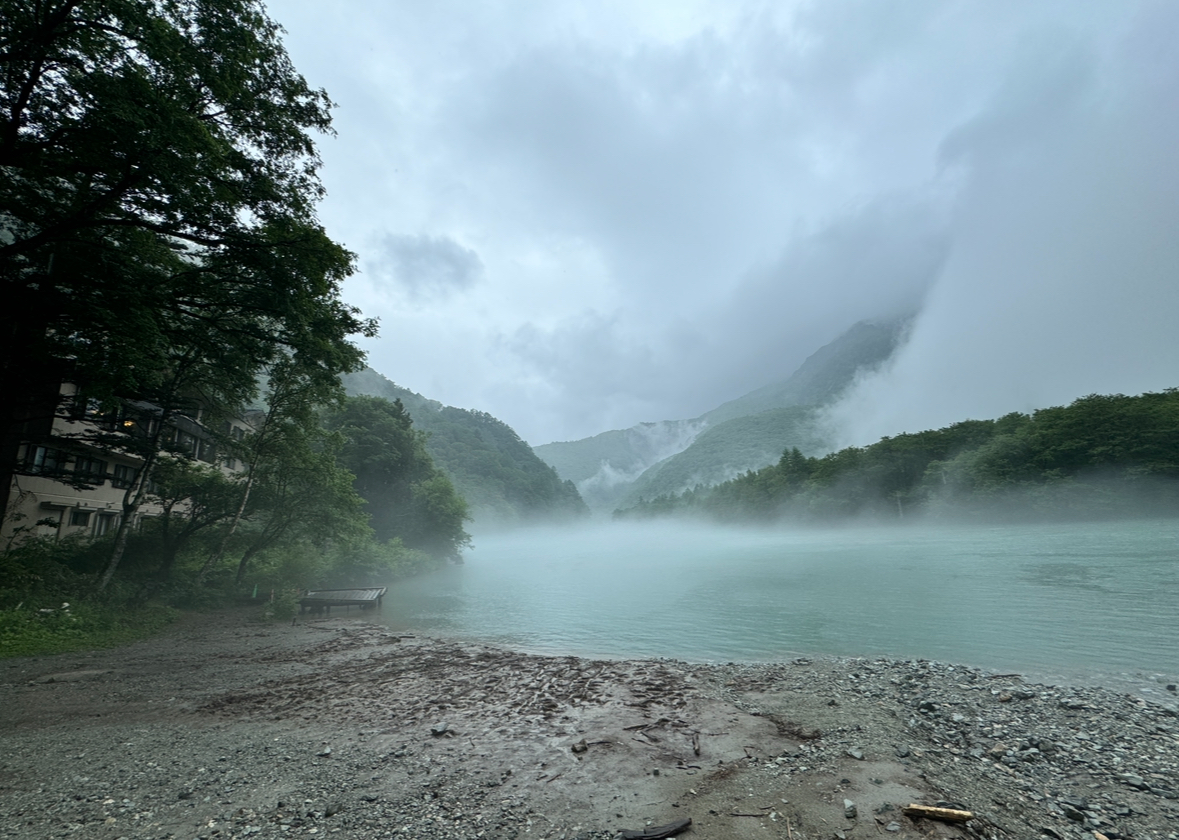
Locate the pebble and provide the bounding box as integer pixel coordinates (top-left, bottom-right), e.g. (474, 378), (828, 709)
(4, 622), (1177, 840)
(713, 654), (1179, 840)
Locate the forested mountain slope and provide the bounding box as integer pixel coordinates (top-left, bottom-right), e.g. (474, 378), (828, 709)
(615, 406), (825, 509)
(342, 369), (588, 525)
(617, 390), (1179, 523)
(699, 317), (908, 425)
(536, 317), (909, 513)
(529, 419), (706, 511)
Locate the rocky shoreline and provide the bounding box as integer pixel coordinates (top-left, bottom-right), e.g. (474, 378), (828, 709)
(2, 610), (1177, 840)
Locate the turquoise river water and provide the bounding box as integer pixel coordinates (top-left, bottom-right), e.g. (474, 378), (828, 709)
(373, 519), (1179, 688)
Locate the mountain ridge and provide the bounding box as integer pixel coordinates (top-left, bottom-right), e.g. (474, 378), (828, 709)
(341, 368), (589, 525)
(535, 316), (910, 513)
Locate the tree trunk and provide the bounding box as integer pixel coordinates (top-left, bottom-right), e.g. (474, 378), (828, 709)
(198, 468), (254, 581)
(234, 514), (292, 585)
(157, 542), (181, 581)
(0, 276), (66, 529)
(200, 395), (278, 581)
(99, 506), (136, 592)
(154, 504), (178, 581)
(0, 377), (63, 533)
(235, 541), (263, 584)
(97, 424), (166, 592)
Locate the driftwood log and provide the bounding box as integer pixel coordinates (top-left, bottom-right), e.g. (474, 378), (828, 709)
(617, 817), (692, 839)
(902, 804), (974, 822)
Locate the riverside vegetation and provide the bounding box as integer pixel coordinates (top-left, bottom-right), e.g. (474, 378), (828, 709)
(342, 368), (589, 525)
(0, 390), (473, 657)
(0, 0), (494, 656)
(0, 0), (586, 657)
(616, 389), (1179, 524)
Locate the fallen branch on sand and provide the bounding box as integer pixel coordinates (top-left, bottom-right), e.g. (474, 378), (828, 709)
(902, 804), (974, 822)
(617, 817), (692, 839)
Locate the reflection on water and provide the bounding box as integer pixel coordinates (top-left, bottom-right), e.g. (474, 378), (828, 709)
(373, 519), (1179, 684)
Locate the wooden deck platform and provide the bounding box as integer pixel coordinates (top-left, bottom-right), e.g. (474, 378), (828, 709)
(299, 587), (387, 614)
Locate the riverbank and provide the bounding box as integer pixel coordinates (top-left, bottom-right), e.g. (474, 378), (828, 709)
(1, 610), (1177, 840)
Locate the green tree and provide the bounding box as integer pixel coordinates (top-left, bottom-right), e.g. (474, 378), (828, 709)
(620, 390), (1179, 524)
(0, 0), (374, 585)
(200, 353), (351, 580)
(228, 424), (368, 584)
(328, 396), (470, 560)
(143, 455), (238, 580)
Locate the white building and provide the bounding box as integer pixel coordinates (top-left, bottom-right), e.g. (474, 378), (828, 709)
(2, 384), (252, 545)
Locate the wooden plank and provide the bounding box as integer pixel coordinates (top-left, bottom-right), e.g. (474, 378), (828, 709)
(902, 804), (974, 822)
(302, 587), (386, 602)
(299, 587), (387, 613)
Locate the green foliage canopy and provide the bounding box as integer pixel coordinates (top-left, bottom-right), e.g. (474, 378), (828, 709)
(1, 0), (373, 396)
(0, 0), (374, 544)
(342, 369), (588, 524)
(327, 396), (471, 560)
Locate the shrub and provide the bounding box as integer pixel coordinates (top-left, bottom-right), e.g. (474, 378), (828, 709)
(0, 600), (177, 658)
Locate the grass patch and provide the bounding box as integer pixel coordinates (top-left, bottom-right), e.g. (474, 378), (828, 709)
(0, 529), (460, 658)
(0, 601), (178, 658)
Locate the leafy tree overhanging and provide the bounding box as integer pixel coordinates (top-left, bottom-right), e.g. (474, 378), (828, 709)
(0, 0), (376, 585)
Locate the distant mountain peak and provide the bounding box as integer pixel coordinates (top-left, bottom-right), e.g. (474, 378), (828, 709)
(701, 316), (911, 425)
(535, 314), (912, 513)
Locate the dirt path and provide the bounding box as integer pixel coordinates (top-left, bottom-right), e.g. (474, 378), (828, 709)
(1, 609), (1177, 840)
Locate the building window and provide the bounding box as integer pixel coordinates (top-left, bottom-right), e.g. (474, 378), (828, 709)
(196, 438), (217, 464)
(87, 402), (122, 430)
(68, 394), (96, 421)
(70, 509), (92, 527)
(94, 513), (117, 536)
(118, 408), (154, 437)
(175, 430), (195, 454)
(112, 464), (139, 489)
(23, 445), (68, 477)
(73, 457), (108, 485)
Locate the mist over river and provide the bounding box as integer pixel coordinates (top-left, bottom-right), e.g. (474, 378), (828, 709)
(374, 519), (1179, 690)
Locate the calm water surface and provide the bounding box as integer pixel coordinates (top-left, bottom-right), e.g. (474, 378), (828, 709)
(374, 519), (1179, 687)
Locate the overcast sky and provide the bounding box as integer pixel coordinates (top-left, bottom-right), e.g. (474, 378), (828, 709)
(266, 0), (1179, 446)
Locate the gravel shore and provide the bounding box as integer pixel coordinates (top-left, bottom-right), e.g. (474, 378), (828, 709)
(2, 609), (1178, 840)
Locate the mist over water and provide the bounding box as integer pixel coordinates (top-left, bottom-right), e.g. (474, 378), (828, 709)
(375, 520), (1179, 688)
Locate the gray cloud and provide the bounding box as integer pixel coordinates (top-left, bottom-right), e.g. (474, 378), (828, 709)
(495, 195), (950, 437)
(265, 0), (1177, 445)
(829, 3), (1179, 445)
(368, 234), (484, 300)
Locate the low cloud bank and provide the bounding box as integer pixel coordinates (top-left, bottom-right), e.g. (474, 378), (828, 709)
(828, 6), (1179, 446)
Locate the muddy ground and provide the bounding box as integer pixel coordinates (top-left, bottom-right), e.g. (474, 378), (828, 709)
(2, 609), (1178, 840)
